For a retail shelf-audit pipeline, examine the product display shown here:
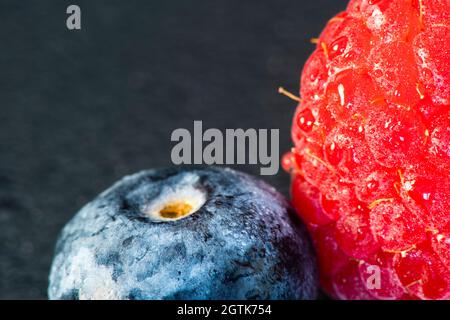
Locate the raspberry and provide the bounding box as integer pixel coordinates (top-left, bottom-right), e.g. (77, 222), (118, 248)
(284, 0), (450, 300)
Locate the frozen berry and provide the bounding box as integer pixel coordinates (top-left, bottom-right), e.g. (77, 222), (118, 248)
(48, 167), (318, 300)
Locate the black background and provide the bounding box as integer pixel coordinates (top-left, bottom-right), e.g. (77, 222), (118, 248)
(0, 0), (346, 299)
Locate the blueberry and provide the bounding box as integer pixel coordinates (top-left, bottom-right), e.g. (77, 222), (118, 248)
(48, 167), (318, 300)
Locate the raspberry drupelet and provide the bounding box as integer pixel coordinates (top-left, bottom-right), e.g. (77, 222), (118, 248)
(283, 0), (450, 300)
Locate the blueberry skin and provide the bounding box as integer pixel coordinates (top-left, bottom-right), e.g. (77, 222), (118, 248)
(48, 167), (318, 300)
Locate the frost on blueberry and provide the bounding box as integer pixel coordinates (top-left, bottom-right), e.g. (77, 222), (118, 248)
(48, 167), (318, 300)
(283, 0), (450, 300)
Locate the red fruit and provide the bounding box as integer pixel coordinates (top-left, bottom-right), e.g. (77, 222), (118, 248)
(394, 240), (450, 299)
(369, 202), (425, 251)
(285, 0), (450, 300)
(332, 259), (376, 300)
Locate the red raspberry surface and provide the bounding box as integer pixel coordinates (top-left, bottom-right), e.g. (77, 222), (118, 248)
(284, 0), (450, 300)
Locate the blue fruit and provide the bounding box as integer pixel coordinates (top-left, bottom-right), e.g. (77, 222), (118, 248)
(48, 167), (318, 300)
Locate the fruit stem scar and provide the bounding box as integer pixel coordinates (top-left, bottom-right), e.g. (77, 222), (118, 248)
(368, 198), (395, 209)
(278, 87), (302, 102)
(159, 202), (193, 219)
(144, 178), (207, 222)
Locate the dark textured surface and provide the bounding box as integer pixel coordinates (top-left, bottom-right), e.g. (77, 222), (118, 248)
(48, 167), (318, 300)
(0, 0), (346, 299)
